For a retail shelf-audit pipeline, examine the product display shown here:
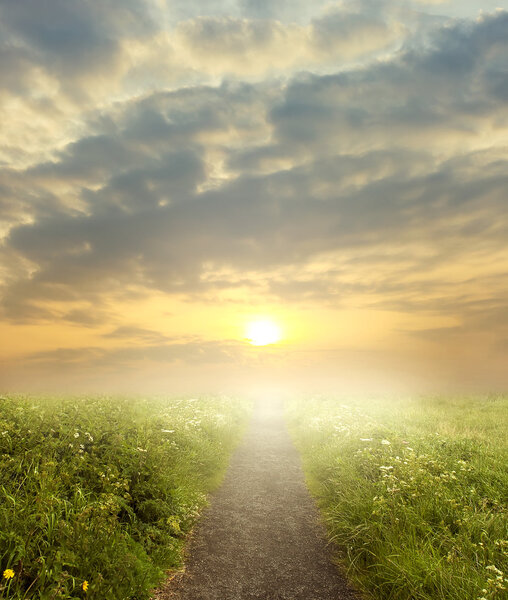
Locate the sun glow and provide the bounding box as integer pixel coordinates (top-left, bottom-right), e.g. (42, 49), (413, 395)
(246, 319), (282, 346)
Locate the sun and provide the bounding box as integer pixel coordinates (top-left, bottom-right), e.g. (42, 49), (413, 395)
(246, 319), (282, 346)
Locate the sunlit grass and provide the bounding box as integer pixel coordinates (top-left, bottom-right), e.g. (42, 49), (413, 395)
(286, 395), (508, 600)
(0, 395), (250, 599)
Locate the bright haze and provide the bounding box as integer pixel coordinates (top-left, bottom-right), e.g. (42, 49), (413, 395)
(1, 0), (507, 395)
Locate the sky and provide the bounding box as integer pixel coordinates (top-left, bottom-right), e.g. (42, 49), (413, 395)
(1, 0), (507, 396)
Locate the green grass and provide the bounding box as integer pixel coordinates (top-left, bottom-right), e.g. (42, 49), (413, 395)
(0, 394), (250, 599)
(286, 395), (508, 600)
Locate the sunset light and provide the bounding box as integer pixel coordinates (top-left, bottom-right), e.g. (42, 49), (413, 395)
(1, 1), (507, 394)
(246, 320), (282, 346)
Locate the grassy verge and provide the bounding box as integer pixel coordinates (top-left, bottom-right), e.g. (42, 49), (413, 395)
(0, 395), (250, 599)
(286, 395), (508, 600)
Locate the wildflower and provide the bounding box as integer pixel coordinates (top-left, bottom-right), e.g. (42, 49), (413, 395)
(3, 569), (14, 579)
(82, 580), (89, 591)
(74, 432), (80, 438)
(381, 439), (391, 445)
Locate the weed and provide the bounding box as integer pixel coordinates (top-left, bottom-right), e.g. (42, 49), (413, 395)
(0, 395), (249, 599)
(286, 395), (508, 600)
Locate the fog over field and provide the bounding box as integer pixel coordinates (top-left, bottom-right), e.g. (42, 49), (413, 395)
(1, 0), (507, 394)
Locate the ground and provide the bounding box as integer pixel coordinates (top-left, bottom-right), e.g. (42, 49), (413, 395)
(154, 399), (360, 600)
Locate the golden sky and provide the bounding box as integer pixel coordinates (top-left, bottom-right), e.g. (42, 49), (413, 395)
(1, 0), (508, 394)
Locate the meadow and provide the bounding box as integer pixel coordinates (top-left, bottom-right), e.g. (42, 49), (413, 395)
(0, 395), (250, 600)
(286, 395), (508, 600)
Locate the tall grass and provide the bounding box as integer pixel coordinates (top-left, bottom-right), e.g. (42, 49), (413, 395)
(0, 395), (250, 599)
(286, 395), (508, 600)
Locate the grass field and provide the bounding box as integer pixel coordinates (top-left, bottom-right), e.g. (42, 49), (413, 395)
(0, 395), (250, 600)
(286, 395), (508, 600)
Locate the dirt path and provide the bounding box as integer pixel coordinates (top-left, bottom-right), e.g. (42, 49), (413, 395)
(154, 399), (360, 600)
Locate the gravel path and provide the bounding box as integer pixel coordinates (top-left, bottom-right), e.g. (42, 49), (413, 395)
(154, 399), (360, 600)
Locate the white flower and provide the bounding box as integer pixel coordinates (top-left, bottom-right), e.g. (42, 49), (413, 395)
(74, 432), (79, 438)
(360, 438), (373, 442)
(486, 565), (502, 575)
(381, 439), (391, 445)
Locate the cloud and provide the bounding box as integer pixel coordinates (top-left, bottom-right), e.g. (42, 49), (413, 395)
(173, 6), (404, 76)
(0, 1), (156, 170)
(412, 0), (450, 4)
(24, 338), (249, 368)
(0, 0), (154, 78)
(166, 0), (330, 24)
(1, 5), (507, 391)
(402, 325), (464, 341)
(103, 325), (173, 343)
(269, 12), (508, 157)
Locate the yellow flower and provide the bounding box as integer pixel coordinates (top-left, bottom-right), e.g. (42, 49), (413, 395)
(3, 569), (15, 580)
(82, 580), (89, 592)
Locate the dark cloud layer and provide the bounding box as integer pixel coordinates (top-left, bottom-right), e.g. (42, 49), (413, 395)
(0, 0), (154, 80)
